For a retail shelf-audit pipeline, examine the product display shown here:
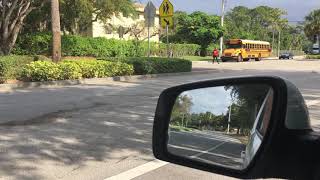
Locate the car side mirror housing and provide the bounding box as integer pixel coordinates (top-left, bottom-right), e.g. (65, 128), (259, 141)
(153, 76), (316, 179)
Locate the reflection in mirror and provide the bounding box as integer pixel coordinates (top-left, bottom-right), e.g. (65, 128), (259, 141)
(167, 84), (274, 170)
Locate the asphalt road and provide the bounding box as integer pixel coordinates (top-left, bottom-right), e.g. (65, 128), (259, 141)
(1, 59), (320, 180)
(168, 130), (245, 169)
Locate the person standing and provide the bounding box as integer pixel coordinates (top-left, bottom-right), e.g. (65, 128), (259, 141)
(212, 48), (220, 64)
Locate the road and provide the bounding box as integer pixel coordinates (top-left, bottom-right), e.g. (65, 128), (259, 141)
(0, 59), (320, 179)
(168, 130), (245, 169)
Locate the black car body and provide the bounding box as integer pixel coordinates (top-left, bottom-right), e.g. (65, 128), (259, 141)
(279, 53), (294, 59)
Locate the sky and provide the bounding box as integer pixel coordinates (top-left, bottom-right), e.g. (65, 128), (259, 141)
(180, 86), (232, 115)
(139, 0), (320, 22)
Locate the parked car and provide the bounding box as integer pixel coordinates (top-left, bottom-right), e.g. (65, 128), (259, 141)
(279, 52), (294, 59)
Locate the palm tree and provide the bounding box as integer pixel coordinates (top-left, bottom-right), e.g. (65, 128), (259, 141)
(304, 9), (320, 46)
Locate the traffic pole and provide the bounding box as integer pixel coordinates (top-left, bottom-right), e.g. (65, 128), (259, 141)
(148, 19), (151, 58)
(166, 24), (169, 58)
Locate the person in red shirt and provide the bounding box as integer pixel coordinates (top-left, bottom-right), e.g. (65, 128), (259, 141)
(212, 48), (220, 64)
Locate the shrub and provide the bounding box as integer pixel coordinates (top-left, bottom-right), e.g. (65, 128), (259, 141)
(14, 33), (200, 58)
(63, 60), (134, 78)
(69, 60), (103, 78)
(0, 56), (35, 83)
(21, 61), (62, 82)
(58, 62), (82, 80)
(102, 57), (192, 75)
(103, 61), (134, 76)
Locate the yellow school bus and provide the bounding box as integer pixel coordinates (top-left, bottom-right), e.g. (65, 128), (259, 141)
(221, 39), (272, 62)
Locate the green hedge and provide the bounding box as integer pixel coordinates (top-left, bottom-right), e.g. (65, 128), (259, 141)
(20, 60), (134, 82)
(306, 55), (320, 59)
(102, 57), (192, 75)
(13, 33), (200, 58)
(0, 56), (35, 83)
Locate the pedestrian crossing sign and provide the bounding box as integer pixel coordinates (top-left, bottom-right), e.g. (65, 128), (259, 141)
(160, 0), (174, 17)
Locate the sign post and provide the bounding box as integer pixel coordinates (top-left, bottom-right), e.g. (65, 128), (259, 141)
(144, 1), (156, 57)
(160, 0), (174, 58)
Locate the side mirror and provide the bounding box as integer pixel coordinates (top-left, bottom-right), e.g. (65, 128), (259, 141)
(153, 76), (316, 179)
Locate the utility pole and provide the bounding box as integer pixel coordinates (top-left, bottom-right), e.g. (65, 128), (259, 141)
(219, 0), (226, 58)
(51, 0), (61, 62)
(227, 103), (232, 134)
(277, 30), (281, 58)
(272, 30), (275, 54)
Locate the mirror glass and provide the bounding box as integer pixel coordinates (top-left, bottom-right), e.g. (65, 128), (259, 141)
(167, 84), (274, 170)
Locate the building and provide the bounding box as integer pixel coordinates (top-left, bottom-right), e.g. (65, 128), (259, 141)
(86, 3), (160, 42)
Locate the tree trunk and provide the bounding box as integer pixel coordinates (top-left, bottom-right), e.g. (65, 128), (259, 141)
(51, 0), (62, 62)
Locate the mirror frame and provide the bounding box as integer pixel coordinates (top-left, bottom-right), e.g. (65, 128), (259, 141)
(153, 76), (288, 179)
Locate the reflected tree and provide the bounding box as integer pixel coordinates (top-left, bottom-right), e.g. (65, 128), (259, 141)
(171, 94), (193, 127)
(225, 85), (270, 135)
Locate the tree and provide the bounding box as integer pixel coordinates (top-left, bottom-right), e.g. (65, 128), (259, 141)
(167, 11), (223, 56)
(304, 9), (320, 46)
(0, 0), (44, 55)
(24, 0), (136, 35)
(225, 6), (287, 42)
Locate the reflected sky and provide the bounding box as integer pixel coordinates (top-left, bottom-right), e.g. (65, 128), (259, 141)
(181, 86), (232, 115)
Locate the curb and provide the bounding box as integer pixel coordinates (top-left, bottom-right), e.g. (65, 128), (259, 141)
(0, 70), (221, 90)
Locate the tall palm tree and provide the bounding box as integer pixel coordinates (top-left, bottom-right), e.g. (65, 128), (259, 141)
(304, 9), (320, 46)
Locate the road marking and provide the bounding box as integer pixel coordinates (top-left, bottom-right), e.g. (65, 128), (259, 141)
(104, 159), (168, 180)
(306, 100), (320, 107)
(168, 144), (242, 162)
(190, 141), (226, 158)
(105, 142), (227, 180)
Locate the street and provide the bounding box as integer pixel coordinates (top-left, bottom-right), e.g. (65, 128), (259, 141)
(1, 59), (320, 179)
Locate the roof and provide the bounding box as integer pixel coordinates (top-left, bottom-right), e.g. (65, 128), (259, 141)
(229, 39), (270, 45)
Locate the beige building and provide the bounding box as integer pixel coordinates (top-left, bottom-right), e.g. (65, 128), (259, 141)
(86, 3), (160, 42)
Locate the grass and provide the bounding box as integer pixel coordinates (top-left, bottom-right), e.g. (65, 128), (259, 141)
(182, 56), (214, 61)
(169, 125), (195, 132)
(306, 55), (320, 59)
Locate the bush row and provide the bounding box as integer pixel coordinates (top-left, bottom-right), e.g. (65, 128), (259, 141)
(1, 56), (192, 83)
(100, 57), (192, 75)
(20, 60), (134, 82)
(13, 32), (200, 57)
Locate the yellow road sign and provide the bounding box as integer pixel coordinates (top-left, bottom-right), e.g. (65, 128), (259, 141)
(161, 16), (174, 28)
(159, 0), (174, 17)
